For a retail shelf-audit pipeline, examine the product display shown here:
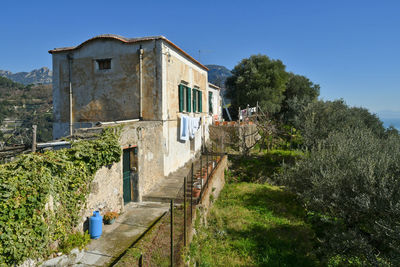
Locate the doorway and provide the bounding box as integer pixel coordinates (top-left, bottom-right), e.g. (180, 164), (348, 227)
(122, 146), (138, 203)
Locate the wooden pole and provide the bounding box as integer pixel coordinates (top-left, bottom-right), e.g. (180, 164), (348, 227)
(184, 176), (187, 247)
(170, 199), (174, 267)
(139, 254), (143, 267)
(191, 164), (193, 219)
(32, 125), (37, 153)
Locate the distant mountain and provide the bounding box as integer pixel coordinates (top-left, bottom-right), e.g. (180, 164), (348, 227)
(206, 64), (232, 89)
(0, 67), (52, 85)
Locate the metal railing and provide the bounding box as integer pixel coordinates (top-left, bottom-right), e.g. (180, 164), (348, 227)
(133, 145), (225, 266)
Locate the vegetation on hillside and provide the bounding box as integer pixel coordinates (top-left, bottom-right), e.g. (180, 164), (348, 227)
(197, 54), (400, 265)
(0, 76), (52, 145)
(189, 151), (319, 266)
(279, 127), (400, 265)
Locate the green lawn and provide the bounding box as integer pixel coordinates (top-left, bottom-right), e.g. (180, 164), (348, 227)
(188, 181), (319, 266)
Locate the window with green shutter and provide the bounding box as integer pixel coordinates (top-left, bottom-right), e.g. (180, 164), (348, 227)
(198, 90), (202, 112)
(192, 89), (197, 112)
(179, 85), (184, 112)
(186, 86), (191, 112)
(209, 92), (213, 114)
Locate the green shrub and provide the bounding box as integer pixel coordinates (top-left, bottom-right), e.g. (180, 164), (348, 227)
(0, 127), (121, 265)
(294, 100), (386, 149)
(279, 127), (400, 264)
(59, 231), (90, 254)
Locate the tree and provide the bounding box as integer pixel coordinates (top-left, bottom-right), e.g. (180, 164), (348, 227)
(226, 55), (289, 117)
(294, 99), (385, 148)
(278, 73), (320, 124)
(279, 127), (400, 264)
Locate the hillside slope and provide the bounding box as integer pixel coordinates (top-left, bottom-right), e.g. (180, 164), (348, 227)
(206, 64), (232, 88)
(0, 76), (52, 145)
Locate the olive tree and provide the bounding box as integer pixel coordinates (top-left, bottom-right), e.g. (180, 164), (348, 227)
(279, 127), (400, 264)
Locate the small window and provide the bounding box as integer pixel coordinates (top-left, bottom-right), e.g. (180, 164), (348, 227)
(96, 58), (111, 70)
(179, 85), (202, 113)
(179, 84), (191, 112)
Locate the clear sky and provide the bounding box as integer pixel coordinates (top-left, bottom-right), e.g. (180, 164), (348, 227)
(1, 0), (400, 114)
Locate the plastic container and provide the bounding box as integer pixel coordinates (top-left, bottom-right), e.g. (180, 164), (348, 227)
(89, 211), (103, 239)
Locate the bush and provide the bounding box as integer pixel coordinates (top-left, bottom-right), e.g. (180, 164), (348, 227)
(59, 231), (90, 254)
(294, 100), (386, 149)
(0, 127), (121, 265)
(278, 127), (400, 264)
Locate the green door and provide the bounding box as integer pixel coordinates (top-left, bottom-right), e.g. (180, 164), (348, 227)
(123, 149), (132, 203)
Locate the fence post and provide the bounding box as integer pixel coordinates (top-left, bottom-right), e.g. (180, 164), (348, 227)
(206, 153), (209, 180)
(190, 165), (193, 221)
(139, 254), (143, 267)
(200, 153), (203, 179)
(32, 125), (37, 153)
(170, 199), (174, 267)
(184, 176), (187, 247)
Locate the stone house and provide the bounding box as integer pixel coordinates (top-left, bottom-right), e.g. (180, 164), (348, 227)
(207, 83), (223, 122)
(49, 34), (218, 213)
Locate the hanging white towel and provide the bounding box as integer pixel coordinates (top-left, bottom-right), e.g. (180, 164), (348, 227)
(189, 117), (201, 139)
(180, 115), (189, 141)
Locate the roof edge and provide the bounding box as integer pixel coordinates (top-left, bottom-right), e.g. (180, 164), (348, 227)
(48, 34), (208, 71)
(208, 83), (221, 90)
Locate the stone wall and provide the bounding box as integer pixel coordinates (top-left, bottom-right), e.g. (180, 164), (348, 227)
(79, 121), (164, 228)
(209, 124), (260, 152)
(198, 154), (228, 216)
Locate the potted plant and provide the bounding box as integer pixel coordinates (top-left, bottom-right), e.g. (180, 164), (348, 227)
(193, 182), (201, 198)
(103, 211), (119, 225)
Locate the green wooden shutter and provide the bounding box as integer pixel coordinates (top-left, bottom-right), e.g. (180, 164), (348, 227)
(198, 90), (202, 112)
(186, 87), (191, 112)
(209, 92), (213, 114)
(179, 85), (184, 112)
(192, 89), (197, 112)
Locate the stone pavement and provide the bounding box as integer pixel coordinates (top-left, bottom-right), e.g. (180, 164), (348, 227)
(78, 201), (169, 266)
(41, 155), (210, 266)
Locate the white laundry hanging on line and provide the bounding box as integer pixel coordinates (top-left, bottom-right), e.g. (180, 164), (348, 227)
(180, 115), (201, 141)
(188, 117), (200, 139)
(180, 114), (189, 141)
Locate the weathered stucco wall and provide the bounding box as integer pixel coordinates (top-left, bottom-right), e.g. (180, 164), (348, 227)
(119, 121), (165, 195)
(207, 85), (222, 120)
(84, 163), (123, 215)
(80, 121), (164, 221)
(160, 41), (210, 176)
(52, 39), (163, 139)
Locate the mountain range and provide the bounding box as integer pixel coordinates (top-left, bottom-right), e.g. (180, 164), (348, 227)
(0, 67), (52, 85)
(205, 64), (232, 89)
(0, 64), (231, 89)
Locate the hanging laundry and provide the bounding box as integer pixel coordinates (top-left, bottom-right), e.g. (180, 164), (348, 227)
(189, 117), (201, 139)
(180, 115), (189, 141)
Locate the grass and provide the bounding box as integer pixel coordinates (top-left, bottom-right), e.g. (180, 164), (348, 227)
(188, 149), (320, 266)
(229, 149), (304, 183)
(114, 205), (188, 267)
(189, 182), (319, 266)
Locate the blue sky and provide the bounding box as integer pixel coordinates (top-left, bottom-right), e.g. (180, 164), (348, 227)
(1, 0), (400, 115)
